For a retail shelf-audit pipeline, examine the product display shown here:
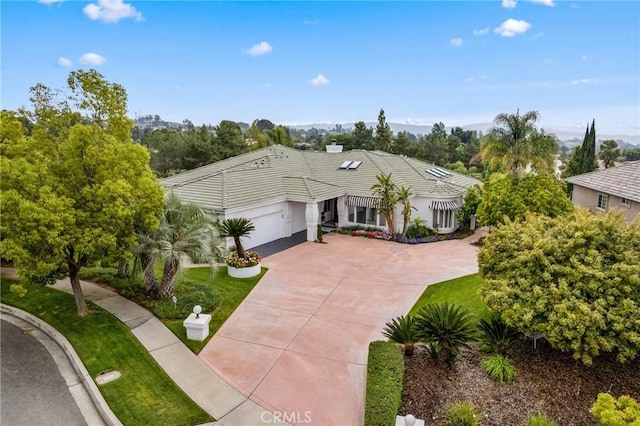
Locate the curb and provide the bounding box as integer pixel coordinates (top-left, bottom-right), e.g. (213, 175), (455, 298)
(1, 303), (122, 426)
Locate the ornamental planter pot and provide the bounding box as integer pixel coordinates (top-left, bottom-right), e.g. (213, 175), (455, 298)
(228, 263), (261, 278)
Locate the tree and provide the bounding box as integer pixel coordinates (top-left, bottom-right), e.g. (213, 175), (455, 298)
(396, 186), (416, 236)
(217, 218), (255, 259)
(563, 120), (598, 177)
(478, 209), (640, 365)
(481, 109), (558, 176)
(371, 173), (398, 235)
(392, 131), (415, 157)
(476, 172), (573, 227)
(456, 186), (482, 228)
(1, 71), (165, 315)
(352, 121), (374, 150)
(374, 108), (393, 152)
(135, 193), (224, 298)
(598, 139), (620, 169)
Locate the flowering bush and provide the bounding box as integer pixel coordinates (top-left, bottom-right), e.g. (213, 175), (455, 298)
(351, 229), (391, 240)
(226, 251), (261, 268)
(393, 235), (440, 244)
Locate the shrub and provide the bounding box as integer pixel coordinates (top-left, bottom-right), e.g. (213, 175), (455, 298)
(382, 315), (418, 356)
(364, 341), (405, 426)
(405, 219), (435, 238)
(445, 400), (480, 426)
(527, 413), (557, 426)
(478, 315), (522, 354)
(590, 393), (640, 425)
(145, 282), (221, 319)
(79, 266), (144, 298)
(481, 355), (516, 383)
(415, 303), (477, 366)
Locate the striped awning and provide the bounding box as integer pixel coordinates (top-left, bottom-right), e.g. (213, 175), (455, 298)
(348, 195), (380, 208)
(430, 200), (462, 210)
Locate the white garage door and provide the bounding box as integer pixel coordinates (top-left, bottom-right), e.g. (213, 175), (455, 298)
(242, 211), (283, 249)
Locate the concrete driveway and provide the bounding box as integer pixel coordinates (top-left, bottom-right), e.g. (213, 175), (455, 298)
(199, 232), (480, 426)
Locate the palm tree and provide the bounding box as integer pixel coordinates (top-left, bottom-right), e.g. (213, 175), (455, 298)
(415, 303), (477, 366)
(481, 109), (558, 177)
(218, 217), (255, 259)
(135, 192), (225, 298)
(396, 186), (416, 236)
(371, 172), (398, 235)
(383, 315), (418, 356)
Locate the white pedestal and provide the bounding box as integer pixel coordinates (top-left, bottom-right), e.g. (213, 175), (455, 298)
(183, 313), (212, 341)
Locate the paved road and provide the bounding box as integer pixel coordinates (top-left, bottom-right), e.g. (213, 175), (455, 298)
(1, 319), (88, 426)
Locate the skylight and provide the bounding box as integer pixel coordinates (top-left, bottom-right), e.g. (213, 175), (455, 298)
(339, 160), (362, 170)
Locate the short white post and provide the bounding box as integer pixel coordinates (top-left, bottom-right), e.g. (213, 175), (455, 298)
(395, 414), (424, 426)
(183, 305), (212, 341)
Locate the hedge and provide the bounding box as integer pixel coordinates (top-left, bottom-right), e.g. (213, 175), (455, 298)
(364, 341), (405, 426)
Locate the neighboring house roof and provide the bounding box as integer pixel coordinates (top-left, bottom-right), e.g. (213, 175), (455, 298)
(162, 145), (481, 212)
(566, 161), (640, 202)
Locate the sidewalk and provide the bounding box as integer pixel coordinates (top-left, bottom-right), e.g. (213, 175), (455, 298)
(1, 267), (282, 426)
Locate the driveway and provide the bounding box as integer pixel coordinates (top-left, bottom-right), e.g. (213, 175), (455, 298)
(199, 232), (480, 425)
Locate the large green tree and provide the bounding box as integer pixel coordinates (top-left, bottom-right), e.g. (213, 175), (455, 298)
(598, 139), (620, 169)
(1, 70), (165, 315)
(374, 108), (393, 152)
(476, 172), (573, 227)
(481, 109), (558, 176)
(479, 209), (640, 365)
(563, 120), (598, 178)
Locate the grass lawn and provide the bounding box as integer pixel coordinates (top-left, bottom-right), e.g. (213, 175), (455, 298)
(0, 279), (212, 426)
(409, 273), (491, 320)
(163, 266), (267, 353)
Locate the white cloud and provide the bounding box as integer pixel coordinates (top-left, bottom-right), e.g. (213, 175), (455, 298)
(83, 0), (143, 23)
(473, 27), (489, 36)
(450, 38), (463, 47)
(309, 74), (329, 86)
(571, 78), (597, 85)
(39, 0), (64, 4)
(502, 0), (517, 8)
(243, 41), (273, 56)
(57, 57), (72, 67)
(494, 19), (532, 37)
(531, 0), (555, 6)
(79, 53), (106, 65)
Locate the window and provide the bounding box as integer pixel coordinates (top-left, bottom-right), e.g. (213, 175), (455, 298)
(347, 205), (386, 228)
(621, 197), (631, 207)
(597, 194), (608, 211)
(433, 209), (454, 229)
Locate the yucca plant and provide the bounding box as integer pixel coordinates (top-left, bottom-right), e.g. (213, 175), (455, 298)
(415, 303), (477, 366)
(478, 315), (522, 354)
(481, 354), (517, 383)
(382, 315), (418, 356)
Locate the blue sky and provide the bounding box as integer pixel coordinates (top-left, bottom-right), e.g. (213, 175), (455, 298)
(2, 0), (639, 135)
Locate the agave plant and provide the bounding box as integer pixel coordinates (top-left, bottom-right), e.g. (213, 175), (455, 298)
(415, 303), (477, 366)
(382, 315), (418, 356)
(478, 315), (522, 354)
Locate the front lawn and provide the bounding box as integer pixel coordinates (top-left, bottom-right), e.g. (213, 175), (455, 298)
(0, 280), (212, 426)
(409, 273), (490, 320)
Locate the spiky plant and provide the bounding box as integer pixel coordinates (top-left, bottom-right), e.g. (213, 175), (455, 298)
(478, 315), (522, 354)
(218, 217), (255, 259)
(415, 303), (477, 366)
(382, 315), (418, 356)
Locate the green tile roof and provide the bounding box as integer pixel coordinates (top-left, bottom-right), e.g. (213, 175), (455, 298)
(162, 145), (481, 212)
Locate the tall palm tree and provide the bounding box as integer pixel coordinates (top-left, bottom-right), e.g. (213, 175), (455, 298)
(481, 109), (558, 177)
(371, 172), (398, 235)
(135, 192), (225, 298)
(396, 186), (416, 236)
(218, 217), (255, 259)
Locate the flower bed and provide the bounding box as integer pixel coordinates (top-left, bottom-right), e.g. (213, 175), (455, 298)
(351, 229), (392, 240)
(393, 235), (440, 244)
(337, 226), (466, 245)
(226, 251), (261, 268)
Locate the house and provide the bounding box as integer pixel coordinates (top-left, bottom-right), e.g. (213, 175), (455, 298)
(565, 161), (640, 222)
(161, 144), (481, 250)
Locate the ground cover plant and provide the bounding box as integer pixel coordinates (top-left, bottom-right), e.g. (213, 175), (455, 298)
(0, 279), (212, 425)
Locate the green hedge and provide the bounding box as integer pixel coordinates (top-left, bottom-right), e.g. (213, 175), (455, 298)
(364, 341), (405, 426)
